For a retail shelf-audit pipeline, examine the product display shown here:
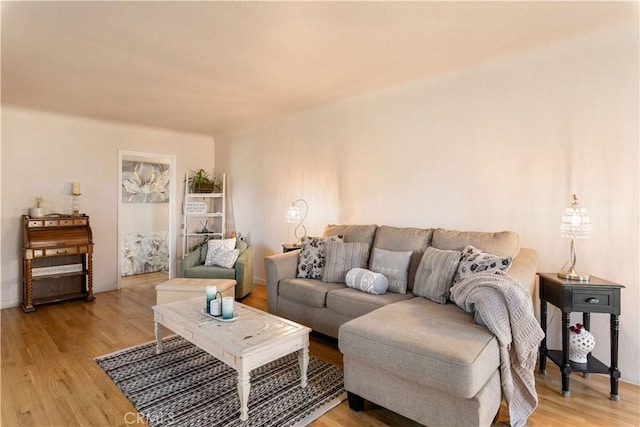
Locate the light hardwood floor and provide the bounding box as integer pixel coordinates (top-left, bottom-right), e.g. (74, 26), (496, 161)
(2, 274), (638, 426)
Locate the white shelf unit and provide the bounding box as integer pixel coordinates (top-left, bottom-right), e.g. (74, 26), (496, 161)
(182, 173), (226, 258)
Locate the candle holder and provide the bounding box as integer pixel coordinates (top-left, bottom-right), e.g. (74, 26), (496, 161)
(72, 194), (81, 216)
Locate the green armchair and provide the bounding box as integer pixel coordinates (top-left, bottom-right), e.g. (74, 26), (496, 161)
(181, 240), (255, 299)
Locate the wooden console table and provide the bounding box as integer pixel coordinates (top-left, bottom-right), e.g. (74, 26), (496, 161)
(22, 214), (95, 312)
(538, 272), (623, 400)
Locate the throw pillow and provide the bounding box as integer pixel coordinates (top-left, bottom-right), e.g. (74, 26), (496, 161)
(297, 235), (344, 279)
(204, 237), (237, 266)
(413, 247), (461, 303)
(453, 245), (512, 285)
(369, 248), (412, 294)
(207, 246), (240, 268)
(322, 241), (370, 283)
(345, 268), (389, 295)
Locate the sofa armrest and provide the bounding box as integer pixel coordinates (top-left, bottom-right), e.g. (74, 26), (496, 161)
(509, 247), (538, 295)
(181, 247), (202, 276)
(234, 244), (255, 299)
(264, 250), (300, 313)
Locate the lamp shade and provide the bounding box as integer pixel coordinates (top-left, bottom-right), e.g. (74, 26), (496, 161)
(560, 194), (591, 239)
(287, 204), (301, 223)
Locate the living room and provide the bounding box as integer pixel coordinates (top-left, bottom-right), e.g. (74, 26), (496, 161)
(1, 1), (638, 426)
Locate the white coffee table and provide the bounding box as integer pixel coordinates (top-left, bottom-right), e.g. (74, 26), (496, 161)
(152, 297), (311, 421)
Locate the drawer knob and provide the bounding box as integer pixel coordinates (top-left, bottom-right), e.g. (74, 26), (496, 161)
(585, 297), (600, 304)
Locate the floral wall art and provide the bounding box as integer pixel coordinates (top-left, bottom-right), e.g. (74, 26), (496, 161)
(122, 161), (170, 203)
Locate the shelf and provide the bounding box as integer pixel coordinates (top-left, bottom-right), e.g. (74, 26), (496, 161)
(31, 271), (87, 281)
(185, 212), (223, 218)
(543, 349), (610, 375)
(185, 233), (223, 237)
(186, 193), (224, 198)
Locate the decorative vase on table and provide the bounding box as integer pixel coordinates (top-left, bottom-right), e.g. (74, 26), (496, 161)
(568, 323), (595, 363)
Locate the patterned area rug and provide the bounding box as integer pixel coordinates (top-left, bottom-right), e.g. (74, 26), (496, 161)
(95, 336), (346, 427)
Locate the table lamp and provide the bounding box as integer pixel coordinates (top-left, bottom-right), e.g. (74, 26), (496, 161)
(558, 194), (591, 281)
(286, 199), (308, 245)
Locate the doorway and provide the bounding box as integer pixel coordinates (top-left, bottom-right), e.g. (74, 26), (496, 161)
(117, 151), (176, 289)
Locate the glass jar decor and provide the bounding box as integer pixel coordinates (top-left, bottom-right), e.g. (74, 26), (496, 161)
(568, 323), (595, 363)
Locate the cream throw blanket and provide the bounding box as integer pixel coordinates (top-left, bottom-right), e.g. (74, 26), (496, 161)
(449, 270), (544, 427)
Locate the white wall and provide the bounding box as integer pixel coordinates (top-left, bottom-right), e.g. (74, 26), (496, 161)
(215, 26), (639, 384)
(1, 107), (214, 305)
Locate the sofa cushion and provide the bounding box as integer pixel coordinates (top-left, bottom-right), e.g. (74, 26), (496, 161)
(431, 228), (519, 258)
(322, 241), (370, 283)
(345, 268), (389, 295)
(338, 297), (500, 399)
(297, 235), (344, 279)
(369, 248), (412, 294)
(278, 278), (345, 308)
(323, 224), (378, 246)
(184, 265), (235, 280)
(413, 247), (461, 303)
(453, 245), (512, 285)
(327, 287), (414, 318)
(371, 226), (433, 290)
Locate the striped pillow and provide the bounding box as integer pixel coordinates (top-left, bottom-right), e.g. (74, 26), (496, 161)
(413, 247), (461, 303)
(322, 241), (370, 283)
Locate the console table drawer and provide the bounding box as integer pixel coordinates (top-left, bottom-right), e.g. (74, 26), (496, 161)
(572, 290), (614, 312)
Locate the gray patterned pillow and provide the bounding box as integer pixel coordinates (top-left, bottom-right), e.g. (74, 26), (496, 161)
(297, 235), (344, 279)
(345, 268), (389, 295)
(204, 237), (237, 265)
(413, 247), (461, 303)
(453, 245), (512, 284)
(207, 246), (240, 268)
(322, 242), (370, 283)
(369, 248), (412, 294)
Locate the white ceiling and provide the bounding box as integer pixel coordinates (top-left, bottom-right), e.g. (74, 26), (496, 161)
(1, 1), (637, 136)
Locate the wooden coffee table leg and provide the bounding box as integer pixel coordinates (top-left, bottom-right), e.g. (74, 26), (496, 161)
(154, 319), (163, 354)
(238, 368), (251, 421)
(298, 334), (309, 388)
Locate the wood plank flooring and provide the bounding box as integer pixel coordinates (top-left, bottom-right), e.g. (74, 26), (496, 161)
(2, 274), (639, 426)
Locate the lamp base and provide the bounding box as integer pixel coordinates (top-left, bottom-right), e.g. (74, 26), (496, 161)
(558, 269), (590, 282)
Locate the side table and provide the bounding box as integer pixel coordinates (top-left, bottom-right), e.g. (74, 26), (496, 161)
(282, 243), (301, 253)
(538, 272), (624, 400)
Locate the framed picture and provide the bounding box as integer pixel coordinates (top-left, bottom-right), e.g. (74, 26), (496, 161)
(122, 161), (170, 203)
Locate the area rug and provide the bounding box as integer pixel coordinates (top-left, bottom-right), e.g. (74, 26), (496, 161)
(95, 335), (346, 427)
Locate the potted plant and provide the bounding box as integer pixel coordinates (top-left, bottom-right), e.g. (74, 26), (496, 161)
(30, 196), (44, 218)
(188, 169), (222, 193)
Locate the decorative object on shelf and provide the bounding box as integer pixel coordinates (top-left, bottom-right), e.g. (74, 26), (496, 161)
(121, 161), (170, 203)
(187, 169), (222, 193)
(30, 196), (44, 218)
(558, 194), (591, 281)
(568, 323), (595, 363)
(286, 199), (308, 245)
(71, 182), (81, 215)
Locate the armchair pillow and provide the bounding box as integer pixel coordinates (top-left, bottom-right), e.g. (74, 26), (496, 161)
(203, 237), (237, 265)
(413, 247), (461, 303)
(369, 248), (412, 294)
(207, 246), (240, 268)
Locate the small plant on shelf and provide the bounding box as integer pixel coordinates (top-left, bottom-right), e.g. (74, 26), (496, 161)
(188, 169), (222, 193)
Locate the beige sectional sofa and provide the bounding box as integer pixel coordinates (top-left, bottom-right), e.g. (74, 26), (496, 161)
(265, 224), (538, 427)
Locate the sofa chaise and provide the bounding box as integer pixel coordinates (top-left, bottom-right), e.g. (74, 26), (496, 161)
(265, 224), (538, 426)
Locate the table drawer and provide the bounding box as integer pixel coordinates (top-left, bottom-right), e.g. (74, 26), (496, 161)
(44, 247), (79, 256)
(572, 290), (614, 312)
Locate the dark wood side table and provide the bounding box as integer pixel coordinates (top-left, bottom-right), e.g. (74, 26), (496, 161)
(282, 243), (301, 253)
(538, 272), (624, 400)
